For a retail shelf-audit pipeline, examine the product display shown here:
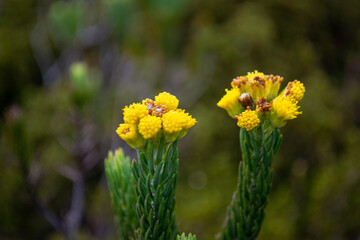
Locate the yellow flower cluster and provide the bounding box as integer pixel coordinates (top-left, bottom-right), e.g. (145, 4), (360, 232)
(117, 92), (196, 149)
(218, 70), (305, 130)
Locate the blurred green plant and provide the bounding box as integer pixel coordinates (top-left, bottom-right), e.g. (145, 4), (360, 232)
(69, 62), (101, 109)
(177, 233), (197, 240)
(47, 0), (87, 45)
(1, 61), (109, 239)
(105, 149), (138, 240)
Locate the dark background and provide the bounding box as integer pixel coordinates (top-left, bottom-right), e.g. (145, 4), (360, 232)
(1, 0), (360, 239)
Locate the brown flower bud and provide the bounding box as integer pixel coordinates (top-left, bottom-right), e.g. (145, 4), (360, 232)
(256, 97), (272, 113)
(239, 93), (254, 110)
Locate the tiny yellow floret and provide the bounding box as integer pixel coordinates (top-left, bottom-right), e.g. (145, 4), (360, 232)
(217, 87), (242, 117)
(236, 109), (260, 131)
(116, 123), (138, 141)
(155, 92), (179, 111)
(246, 70), (265, 80)
(138, 115), (162, 139)
(123, 103), (148, 124)
(184, 115), (197, 129)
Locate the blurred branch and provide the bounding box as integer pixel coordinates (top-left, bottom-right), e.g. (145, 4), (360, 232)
(64, 177), (85, 240)
(60, 111), (100, 239)
(56, 165), (81, 182)
(33, 196), (65, 234)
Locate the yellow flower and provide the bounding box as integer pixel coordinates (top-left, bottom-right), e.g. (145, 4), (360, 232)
(175, 109), (197, 129)
(236, 108), (260, 131)
(263, 75), (283, 100)
(217, 87), (243, 117)
(116, 123), (144, 148)
(281, 80), (305, 102)
(138, 115), (162, 139)
(162, 109), (197, 141)
(162, 110), (187, 134)
(155, 92), (179, 111)
(271, 97), (302, 127)
(123, 103), (148, 124)
(116, 123), (137, 141)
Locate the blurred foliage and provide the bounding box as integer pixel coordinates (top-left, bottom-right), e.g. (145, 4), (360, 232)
(47, 0), (87, 45)
(1, 0), (360, 239)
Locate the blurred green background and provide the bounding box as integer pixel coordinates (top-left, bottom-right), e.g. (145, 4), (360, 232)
(1, 0), (360, 239)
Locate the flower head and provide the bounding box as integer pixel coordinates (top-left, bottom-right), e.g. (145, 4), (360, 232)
(236, 108), (260, 131)
(123, 103), (148, 124)
(162, 110), (197, 142)
(116, 123), (144, 149)
(281, 80), (305, 102)
(161, 110), (189, 133)
(116, 123), (137, 141)
(138, 115), (162, 139)
(155, 92), (179, 111)
(270, 97), (302, 127)
(217, 87), (243, 117)
(219, 70), (304, 130)
(162, 111), (184, 134)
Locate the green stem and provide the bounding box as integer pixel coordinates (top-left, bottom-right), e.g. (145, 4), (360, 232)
(217, 126), (282, 240)
(132, 137), (179, 240)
